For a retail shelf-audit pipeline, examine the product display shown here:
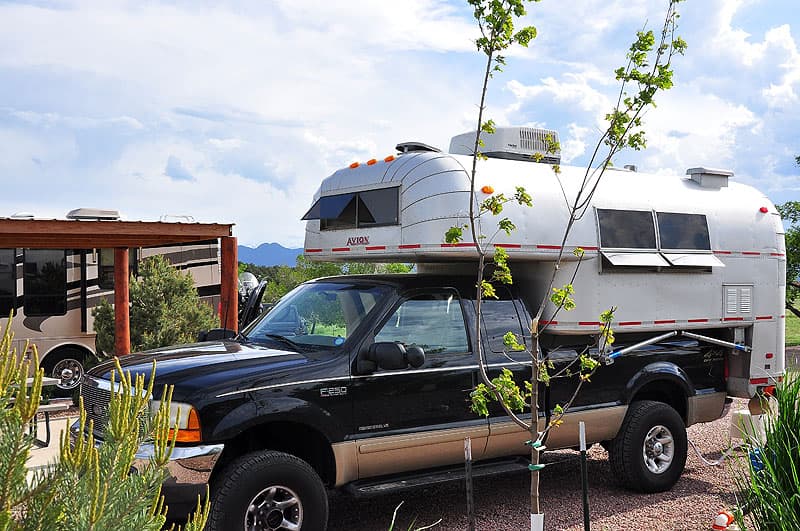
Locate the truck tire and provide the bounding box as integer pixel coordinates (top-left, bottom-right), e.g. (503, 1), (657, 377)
(609, 400), (687, 493)
(42, 347), (87, 396)
(207, 450), (328, 531)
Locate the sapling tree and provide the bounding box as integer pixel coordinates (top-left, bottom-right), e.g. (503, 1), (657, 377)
(449, 0), (687, 527)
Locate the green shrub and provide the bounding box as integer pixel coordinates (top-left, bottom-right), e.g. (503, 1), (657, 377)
(734, 374), (800, 529)
(0, 319), (208, 530)
(93, 255), (218, 356)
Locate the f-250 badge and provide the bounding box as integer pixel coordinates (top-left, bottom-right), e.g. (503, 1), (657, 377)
(320, 386), (348, 397)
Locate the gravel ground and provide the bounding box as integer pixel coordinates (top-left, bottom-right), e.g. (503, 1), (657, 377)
(328, 400), (748, 531)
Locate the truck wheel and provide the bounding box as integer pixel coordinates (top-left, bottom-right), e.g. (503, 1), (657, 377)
(609, 400), (687, 493)
(42, 348), (87, 396)
(207, 450), (328, 531)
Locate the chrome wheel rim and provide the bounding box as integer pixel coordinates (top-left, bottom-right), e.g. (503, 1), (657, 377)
(52, 358), (84, 390)
(245, 485), (303, 531)
(642, 424), (674, 474)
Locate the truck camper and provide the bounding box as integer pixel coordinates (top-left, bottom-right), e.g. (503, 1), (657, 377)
(76, 128), (786, 530)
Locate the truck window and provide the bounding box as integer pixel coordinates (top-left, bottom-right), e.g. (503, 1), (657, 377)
(23, 249), (67, 316)
(375, 291), (468, 355)
(480, 290), (528, 353)
(0, 249), (16, 316)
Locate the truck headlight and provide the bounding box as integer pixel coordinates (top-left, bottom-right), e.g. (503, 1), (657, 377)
(150, 400), (202, 443)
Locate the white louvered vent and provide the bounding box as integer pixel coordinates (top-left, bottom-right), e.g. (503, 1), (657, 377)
(723, 284), (753, 318)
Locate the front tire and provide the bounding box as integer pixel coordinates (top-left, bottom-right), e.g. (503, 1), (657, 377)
(207, 450), (328, 531)
(609, 400), (687, 493)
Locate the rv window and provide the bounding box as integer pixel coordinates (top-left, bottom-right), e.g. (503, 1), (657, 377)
(656, 212), (711, 250)
(302, 188), (400, 230)
(0, 249), (16, 316)
(23, 249), (67, 316)
(98, 248), (138, 290)
(597, 209), (657, 249)
(358, 187), (399, 227)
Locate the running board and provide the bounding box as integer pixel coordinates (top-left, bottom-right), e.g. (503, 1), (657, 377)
(343, 457), (530, 497)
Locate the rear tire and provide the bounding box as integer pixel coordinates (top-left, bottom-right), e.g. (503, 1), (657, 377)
(41, 348), (87, 397)
(609, 400), (687, 493)
(207, 450), (328, 531)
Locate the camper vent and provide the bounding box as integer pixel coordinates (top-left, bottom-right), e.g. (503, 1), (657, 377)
(448, 127), (560, 164)
(724, 284), (753, 317)
(66, 208), (120, 221)
(395, 141), (441, 154)
(687, 167), (732, 188)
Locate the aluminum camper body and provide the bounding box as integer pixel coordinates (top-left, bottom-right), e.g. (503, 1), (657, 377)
(303, 147), (786, 399)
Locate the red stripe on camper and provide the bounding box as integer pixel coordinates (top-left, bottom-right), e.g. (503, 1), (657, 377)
(331, 247), (351, 252)
(619, 321), (642, 326)
(688, 318), (709, 323)
(750, 378), (769, 385)
(654, 320), (676, 325)
(305, 249), (323, 253)
(495, 244), (522, 249)
(537, 245), (562, 250)
(578, 321), (601, 326)
(741, 251), (761, 256)
(581, 246), (599, 251)
(723, 317), (745, 321)
(756, 316), (773, 320)
(540, 320), (558, 326)
(440, 243), (476, 248)
(770, 253), (785, 257)
(365, 246), (386, 251)
(714, 250), (732, 255)
(398, 244), (421, 249)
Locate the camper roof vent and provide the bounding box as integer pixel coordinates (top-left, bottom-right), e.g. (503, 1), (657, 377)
(395, 141), (441, 154)
(448, 126), (561, 164)
(10, 212), (34, 220)
(686, 167), (732, 189)
(66, 208), (121, 221)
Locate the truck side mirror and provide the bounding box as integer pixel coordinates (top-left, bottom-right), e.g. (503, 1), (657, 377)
(366, 342), (426, 371)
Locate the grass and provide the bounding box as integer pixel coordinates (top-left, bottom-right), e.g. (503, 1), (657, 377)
(787, 312), (800, 346)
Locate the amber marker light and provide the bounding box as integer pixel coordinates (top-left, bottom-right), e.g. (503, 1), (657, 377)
(151, 400), (203, 443)
(384, 155), (396, 163)
(349, 162), (360, 169)
(481, 185), (494, 194)
(367, 159), (377, 165)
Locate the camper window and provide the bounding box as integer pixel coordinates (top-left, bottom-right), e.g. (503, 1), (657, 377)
(597, 209), (657, 249)
(23, 249), (67, 316)
(0, 249), (16, 316)
(302, 187), (400, 230)
(656, 212), (711, 250)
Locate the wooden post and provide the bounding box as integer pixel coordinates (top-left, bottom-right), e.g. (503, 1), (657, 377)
(220, 236), (238, 332)
(114, 247), (131, 355)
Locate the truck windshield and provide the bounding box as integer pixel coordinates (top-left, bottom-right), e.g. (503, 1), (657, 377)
(243, 281), (391, 348)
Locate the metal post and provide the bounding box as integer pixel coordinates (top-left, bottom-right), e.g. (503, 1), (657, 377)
(220, 236), (238, 331)
(464, 437), (475, 531)
(579, 421), (590, 530)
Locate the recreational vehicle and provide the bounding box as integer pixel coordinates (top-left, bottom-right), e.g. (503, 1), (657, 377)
(75, 128), (785, 530)
(2, 209), (221, 392)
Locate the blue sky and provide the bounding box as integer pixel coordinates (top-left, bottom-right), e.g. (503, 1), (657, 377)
(0, 0), (797, 247)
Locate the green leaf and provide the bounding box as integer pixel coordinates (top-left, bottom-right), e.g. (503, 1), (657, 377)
(445, 226), (464, 244)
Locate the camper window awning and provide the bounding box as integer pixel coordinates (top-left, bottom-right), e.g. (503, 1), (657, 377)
(601, 251), (670, 267)
(662, 253), (724, 268)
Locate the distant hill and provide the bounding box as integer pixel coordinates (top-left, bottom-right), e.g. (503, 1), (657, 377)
(238, 243), (303, 266)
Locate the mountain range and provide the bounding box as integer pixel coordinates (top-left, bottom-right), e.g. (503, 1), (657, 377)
(238, 243), (303, 267)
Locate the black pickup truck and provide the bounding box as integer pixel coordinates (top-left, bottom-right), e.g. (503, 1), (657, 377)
(77, 274), (727, 530)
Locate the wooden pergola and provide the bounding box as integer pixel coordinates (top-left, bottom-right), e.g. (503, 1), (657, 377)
(0, 218), (238, 355)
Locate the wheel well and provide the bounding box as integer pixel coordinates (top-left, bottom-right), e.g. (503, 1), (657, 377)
(40, 344), (94, 370)
(630, 380), (688, 424)
(214, 422), (336, 486)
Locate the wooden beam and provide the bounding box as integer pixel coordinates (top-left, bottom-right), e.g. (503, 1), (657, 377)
(220, 236), (238, 332)
(114, 248), (131, 356)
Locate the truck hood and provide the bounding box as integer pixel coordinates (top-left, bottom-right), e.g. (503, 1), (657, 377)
(87, 340), (335, 399)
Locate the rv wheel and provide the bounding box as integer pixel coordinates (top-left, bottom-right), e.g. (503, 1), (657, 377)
(609, 400), (687, 493)
(42, 348), (87, 395)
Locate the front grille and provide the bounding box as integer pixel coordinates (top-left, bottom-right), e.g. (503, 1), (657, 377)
(80, 379), (111, 435)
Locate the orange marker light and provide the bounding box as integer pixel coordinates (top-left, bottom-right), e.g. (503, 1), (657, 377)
(481, 185), (494, 194)
(349, 162), (359, 169)
(367, 159), (377, 165)
(384, 155), (396, 163)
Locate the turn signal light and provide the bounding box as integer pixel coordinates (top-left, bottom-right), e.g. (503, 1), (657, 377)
(170, 407), (202, 443)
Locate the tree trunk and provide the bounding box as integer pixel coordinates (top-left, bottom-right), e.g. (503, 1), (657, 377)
(530, 338), (542, 531)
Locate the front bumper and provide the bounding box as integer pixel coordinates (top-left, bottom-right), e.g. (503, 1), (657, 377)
(70, 421), (224, 516)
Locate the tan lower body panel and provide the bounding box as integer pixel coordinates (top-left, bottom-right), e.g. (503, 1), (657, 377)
(331, 424), (489, 486)
(687, 391), (726, 426)
(483, 405), (628, 459)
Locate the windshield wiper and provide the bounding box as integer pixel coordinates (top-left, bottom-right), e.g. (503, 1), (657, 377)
(261, 334), (302, 352)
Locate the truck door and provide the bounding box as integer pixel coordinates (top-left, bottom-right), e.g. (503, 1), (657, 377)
(349, 288), (488, 479)
(479, 289), (539, 459)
